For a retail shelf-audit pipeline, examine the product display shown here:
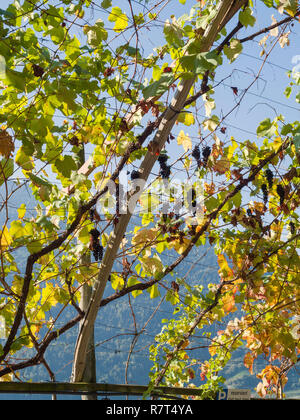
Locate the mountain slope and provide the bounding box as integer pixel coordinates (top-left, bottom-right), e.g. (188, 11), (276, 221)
(1, 187), (299, 400)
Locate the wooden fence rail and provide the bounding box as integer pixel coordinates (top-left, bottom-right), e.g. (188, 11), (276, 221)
(0, 382), (206, 398)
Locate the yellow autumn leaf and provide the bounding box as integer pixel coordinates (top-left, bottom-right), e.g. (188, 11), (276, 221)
(209, 343), (217, 356)
(18, 204), (26, 219)
(173, 237), (191, 254)
(12, 275), (23, 295)
(132, 228), (158, 246)
(244, 352), (255, 374)
(253, 201), (265, 214)
(204, 98), (215, 117)
(195, 224), (204, 234)
(0, 226), (12, 250)
(41, 285), (59, 309)
(184, 156), (192, 169)
(279, 31), (290, 48)
(218, 254), (233, 278)
(271, 222), (283, 238)
(181, 340), (190, 350)
(204, 182), (215, 195)
(0, 373), (13, 382)
(31, 322), (43, 338)
(203, 115), (219, 132)
(140, 255), (163, 275)
(177, 112), (195, 126)
(37, 254), (50, 266)
(270, 15), (279, 37)
(111, 274), (125, 291)
(148, 283), (160, 299)
(177, 130), (192, 152)
(222, 293), (236, 314)
(184, 113), (195, 126)
(79, 263), (99, 281)
(15, 147), (34, 171)
(108, 7), (128, 32)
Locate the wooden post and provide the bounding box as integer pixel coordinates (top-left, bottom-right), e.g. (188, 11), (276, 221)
(78, 266), (97, 400)
(73, 146), (97, 400)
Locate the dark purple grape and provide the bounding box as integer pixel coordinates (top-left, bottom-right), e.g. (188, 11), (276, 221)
(160, 165), (171, 179)
(276, 184), (285, 206)
(131, 170), (140, 180)
(266, 169), (274, 189)
(289, 222), (295, 235)
(261, 184), (268, 204)
(192, 145), (200, 161)
(89, 229), (100, 239)
(158, 154), (169, 165)
(202, 146), (211, 167)
(93, 243), (104, 262)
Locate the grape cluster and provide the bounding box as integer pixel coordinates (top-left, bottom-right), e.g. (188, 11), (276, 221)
(93, 243), (104, 262)
(131, 170), (140, 180)
(261, 184), (268, 204)
(265, 169), (274, 189)
(289, 222), (296, 235)
(89, 229), (104, 262)
(32, 64), (45, 78)
(191, 145), (211, 168)
(158, 153), (171, 179)
(276, 184), (285, 206)
(192, 145), (201, 161)
(202, 146), (211, 167)
(158, 154), (168, 165)
(192, 145), (201, 168)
